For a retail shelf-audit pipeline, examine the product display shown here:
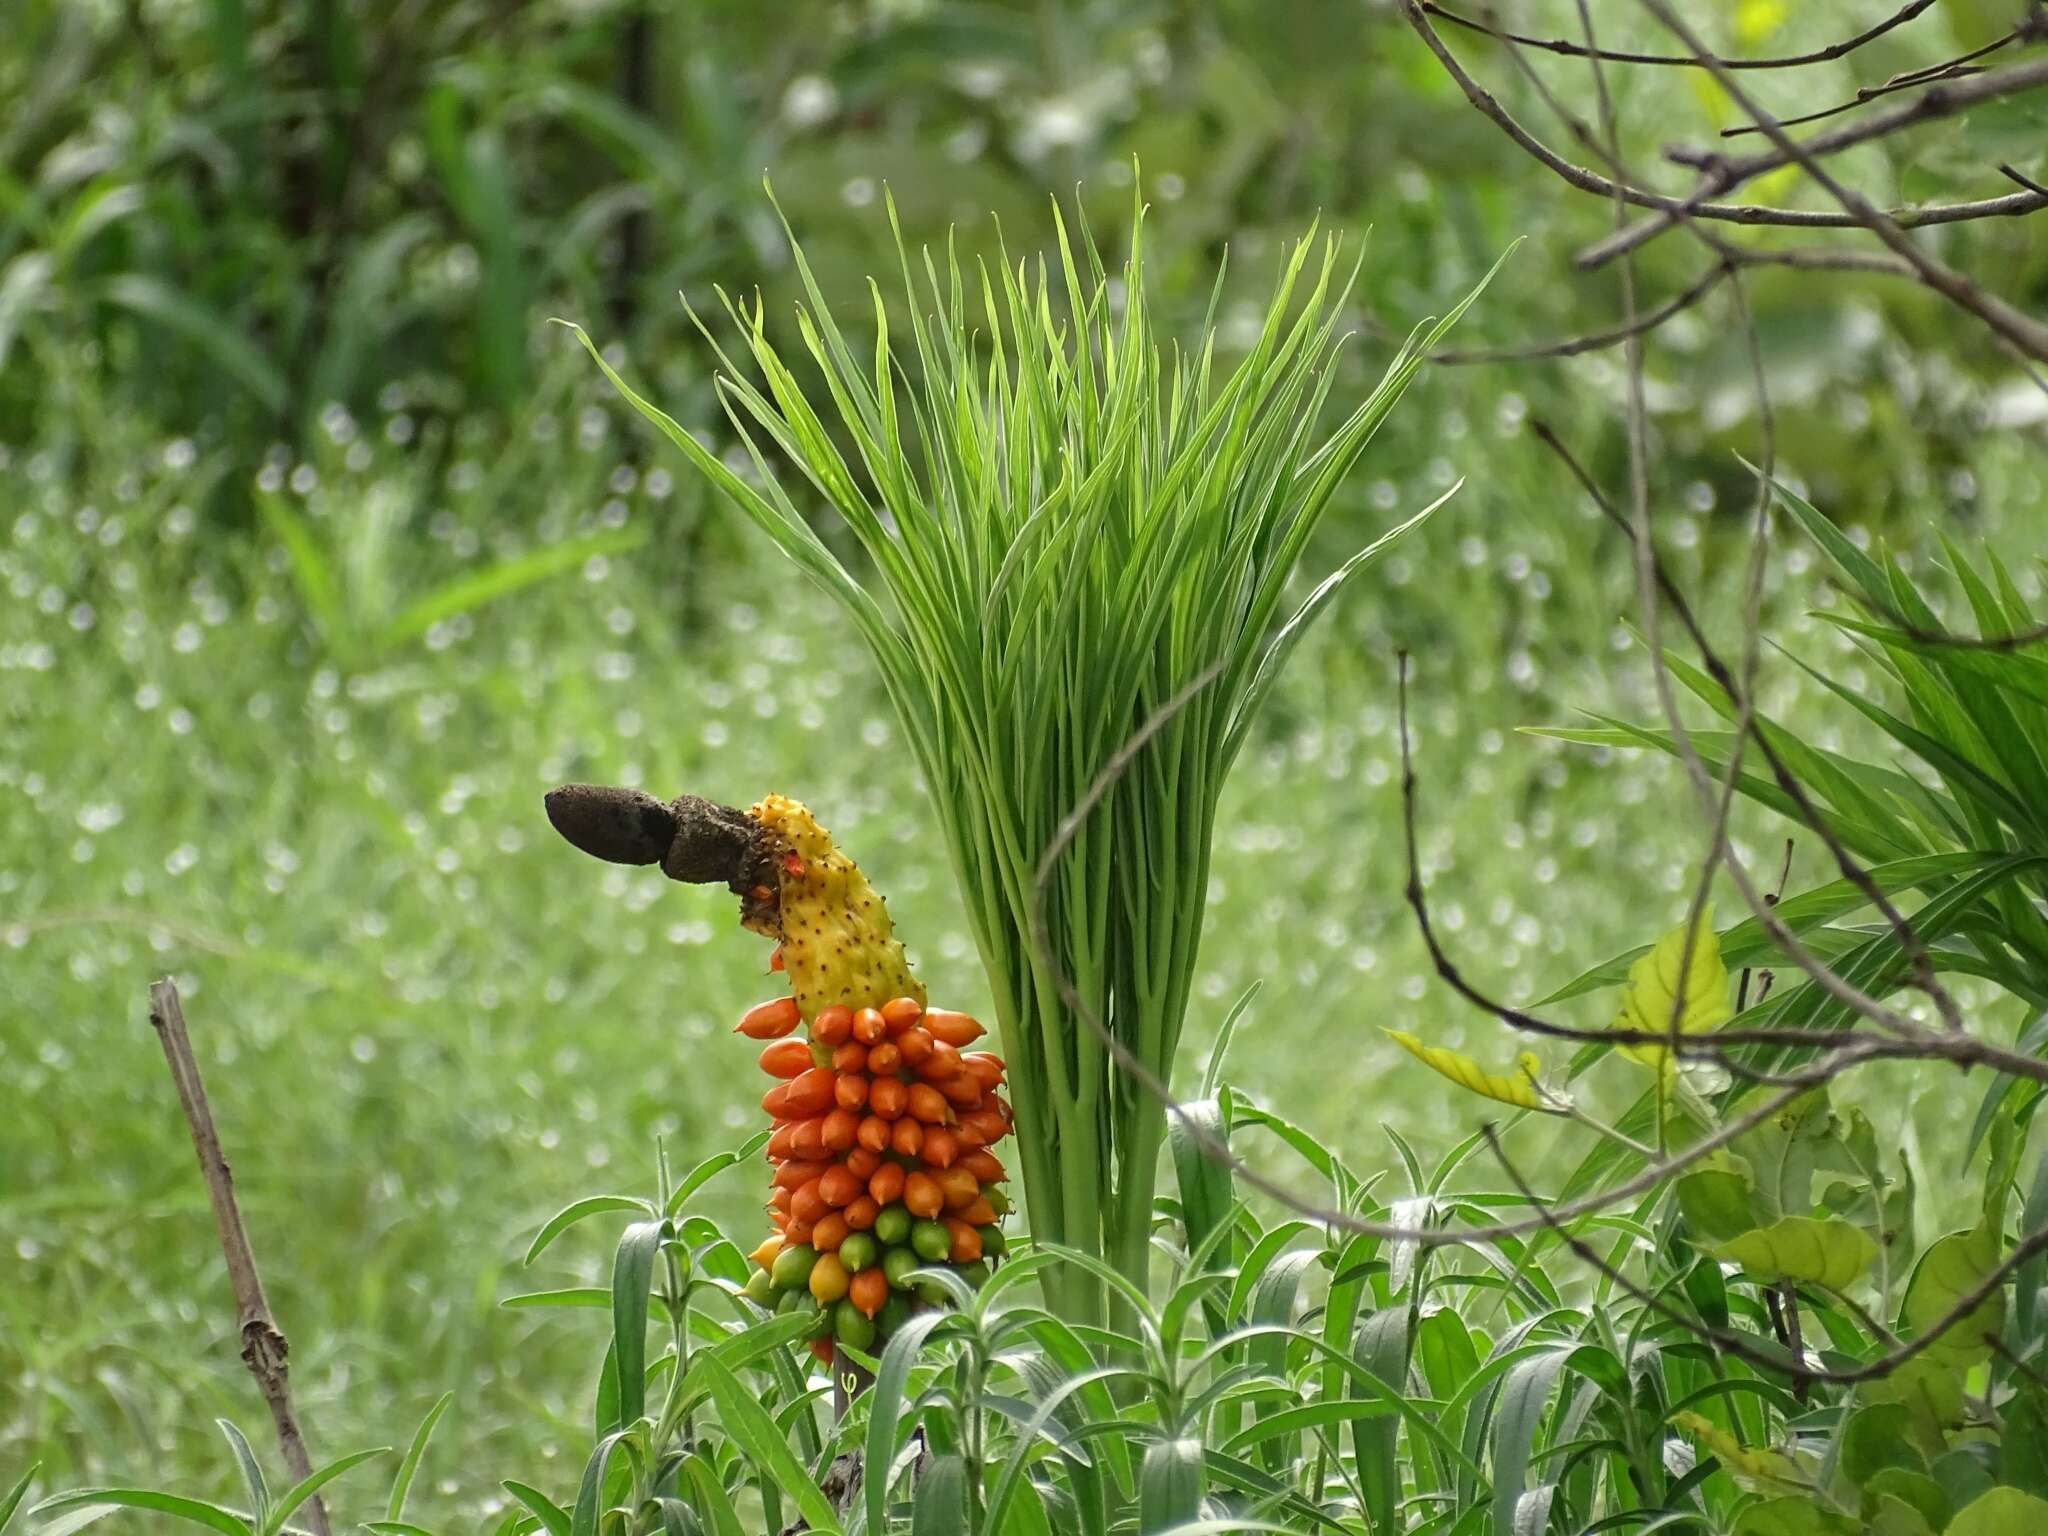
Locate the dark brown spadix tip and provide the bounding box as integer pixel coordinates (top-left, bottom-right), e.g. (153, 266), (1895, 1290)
(543, 784), (781, 897)
(545, 784), (678, 866)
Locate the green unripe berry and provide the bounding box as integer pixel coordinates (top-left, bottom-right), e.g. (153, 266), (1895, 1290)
(883, 1246), (920, 1289)
(910, 1219), (952, 1263)
(838, 1231), (880, 1274)
(873, 1204), (912, 1245)
(978, 1225), (1008, 1260)
(771, 1242), (819, 1291)
(878, 1293), (912, 1337)
(742, 1268), (775, 1306)
(834, 1298), (876, 1350)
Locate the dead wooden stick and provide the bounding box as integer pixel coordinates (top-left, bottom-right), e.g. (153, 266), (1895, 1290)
(148, 977), (330, 1536)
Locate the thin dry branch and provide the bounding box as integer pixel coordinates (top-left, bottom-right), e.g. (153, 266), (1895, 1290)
(1397, 1), (2048, 235)
(1578, 52), (2048, 269)
(1719, 26), (2030, 138)
(148, 978), (329, 1536)
(1484, 1123), (2048, 1388)
(1419, 0), (1938, 69)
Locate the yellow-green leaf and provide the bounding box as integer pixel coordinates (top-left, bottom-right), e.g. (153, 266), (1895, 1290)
(1901, 1225), (2004, 1367)
(1858, 1361), (1965, 1461)
(1711, 1216), (1878, 1292)
(1614, 906), (1732, 1077)
(1382, 1030), (1560, 1113)
(1944, 1486), (2048, 1536)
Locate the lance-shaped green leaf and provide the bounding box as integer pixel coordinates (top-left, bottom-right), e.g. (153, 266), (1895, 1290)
(1382, 1030), (1561, 1113)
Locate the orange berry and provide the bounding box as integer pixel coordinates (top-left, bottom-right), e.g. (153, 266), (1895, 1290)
(766, 1123), (798, 1160)
(790, 1118), (829, 1161)
(921, 1128), (959, 1169)
(940, 1076), (982, 1108)
(759, 1038), (815, 1078)
(812, 1005), (854, 1047)
(761, 1082), (792, 1117)
(897, 1027), (935, 1068)
(881, 996), (924, 1032)
(852, 1007), (888, 1045)
(944, 1218), (982, 1263)
(812, 1212), (850, 1252)
(869, 1163), (906, 1206)
(737, 997), (800, 1039)
(856, 1114), (892, 1152)
(958, 1111), (1006, 1146)
(959, 1149), (1006, 1184)
(958, 1196), (997, 1226)
(937, 1166), (980, 1210)
(890, 1118), (925, 1159)
(819, 1164), (864, 1208)
(923, 1009), (984, 1047)
(850, 1267), (889, 1317)
(869, 1077), (908, 1120)
(790, 1179), (829, 1226)
(835, 1073), (871, 1112)
(769, 1185), (793, 1212)
(773, 1158), (829, 1191)
(918, 1042), (963, 1081)
(904, 1171), (946, 1220)
(866, 1042), (902, 1076)
(962, 1052), (1006, 1090)
(844, 1195), (880, 1231)
(821, 1107), (861, 1152)
(784, 1215), (815, 1245)
(785, 1067), (837, 1118)
(809, 1336), (836, 1365)
(830, 1041), (868, 1074)
(845, 1146), (882, 1179)
(907, 1084), (950, 1124)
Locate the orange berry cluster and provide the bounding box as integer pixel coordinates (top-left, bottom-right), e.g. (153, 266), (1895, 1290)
(738, 992), (1012, 1361)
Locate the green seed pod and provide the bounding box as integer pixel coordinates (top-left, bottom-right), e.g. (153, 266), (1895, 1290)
(883, 1245), (920, 1289)
(838, 1231), (880, 1275)
(742, 1268), (776, 1306)
(776, 1286), (804, 1316)
(873, 1203), (913, 1246)
(915, 1278), (951, 1306)
(834, 1297), (877, 1351)
(978, 1224), (1008, 1260)
(771, 1242), (819, 1292)
(910, 1219), (952, 1263)
(956, 1259), (991, 1289)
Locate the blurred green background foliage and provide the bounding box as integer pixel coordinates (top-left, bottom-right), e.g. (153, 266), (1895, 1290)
(3, 0), (2043, 1517)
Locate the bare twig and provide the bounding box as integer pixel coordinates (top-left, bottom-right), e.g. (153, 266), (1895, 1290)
(1419, 0), (1939, 69)
(148, 978), (329, 1536)
(1719, 28), (2027, 138)
(1578, 53), (2048, 269)
(1483, 1122), (2048, 1387)
(1397, 2), (2048, 235)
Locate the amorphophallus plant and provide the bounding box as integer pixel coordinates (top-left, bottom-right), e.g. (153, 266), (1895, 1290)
(565, 192), (1503, 1325)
